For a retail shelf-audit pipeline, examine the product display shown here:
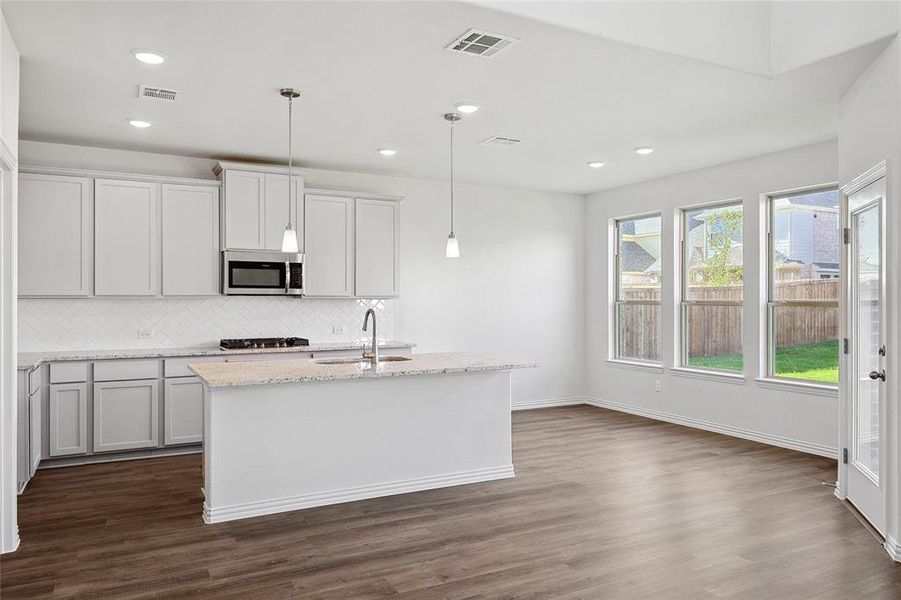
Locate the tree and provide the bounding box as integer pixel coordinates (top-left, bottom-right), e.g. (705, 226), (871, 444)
(703, 210), (743, 287)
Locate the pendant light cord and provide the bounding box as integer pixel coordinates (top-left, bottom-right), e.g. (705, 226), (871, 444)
(449, 120), (455, 235)
(287, 96), (294, 228)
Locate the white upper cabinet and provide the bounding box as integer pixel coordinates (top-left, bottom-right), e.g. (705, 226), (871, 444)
(264, 173), (303, 251)
(304, 194), (354, 297)
(223, 170), (264, 249)
(94, 179), (160, 296)
(161, 184), (220, 296)
(18, 173), (93, 296)
(220, 165), (303, 251)
(355, 198), (399, 297)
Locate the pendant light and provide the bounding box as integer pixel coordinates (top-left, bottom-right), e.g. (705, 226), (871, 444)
(444, 112), (462, 258)
(280, 88), (300, 254)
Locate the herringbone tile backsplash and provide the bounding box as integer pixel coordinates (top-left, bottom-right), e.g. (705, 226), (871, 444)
(18, 297), (394, 351)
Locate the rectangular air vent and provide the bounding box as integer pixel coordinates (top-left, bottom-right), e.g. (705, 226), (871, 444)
(480, 135), (522, 147)
(138, 85), (179, 102)
(446, 29), (518, 58)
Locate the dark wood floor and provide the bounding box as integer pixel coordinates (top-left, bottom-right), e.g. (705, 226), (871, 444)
(2, 406), (899, 599)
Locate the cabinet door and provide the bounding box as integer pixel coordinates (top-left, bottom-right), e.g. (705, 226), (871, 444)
(49, 383), (88, 457)
(29, 389), (42, 476)
(18, 173), (93, 296)
(164, 377), (203, 445)
(223, 170), (264, 249)
(16, 372), (30, 491)
(93, 380), (159, 452)
(95, 179), (159, 296)
(161, 184), (220, 296)
(263, 174), (304, 251)
(304, 194), (354, 297)
(355, 199), (399, 297)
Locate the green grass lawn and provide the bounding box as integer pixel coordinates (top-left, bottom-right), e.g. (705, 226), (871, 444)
(688, 340), (839, 384)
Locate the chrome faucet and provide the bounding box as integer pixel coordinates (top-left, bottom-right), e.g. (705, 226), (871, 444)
(362, 308), (379, 365)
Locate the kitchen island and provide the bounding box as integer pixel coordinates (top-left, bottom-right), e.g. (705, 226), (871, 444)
(189, 352), (535, 523)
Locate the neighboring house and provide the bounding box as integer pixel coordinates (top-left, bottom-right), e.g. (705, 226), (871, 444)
(773, 190), (840, 280)
(619, 218), (661, 287)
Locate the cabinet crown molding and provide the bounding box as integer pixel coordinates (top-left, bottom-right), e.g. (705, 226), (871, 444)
(21, 165), (220, 188)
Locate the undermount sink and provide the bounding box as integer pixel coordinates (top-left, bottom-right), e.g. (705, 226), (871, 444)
(314, 356), (412, 365)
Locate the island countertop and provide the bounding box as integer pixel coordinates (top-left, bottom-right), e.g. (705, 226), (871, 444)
(16, 340), (414, 370)
(189, 352), (536, 388)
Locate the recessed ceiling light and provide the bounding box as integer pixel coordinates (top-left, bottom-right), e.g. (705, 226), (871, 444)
(454, 103), (479, 114)
(377, 148), (397, 157)
(587, 161), (605, 169)
(128, 119), (152, 129)
(132, 49), (167, 65)
(635, 146), (654, 155)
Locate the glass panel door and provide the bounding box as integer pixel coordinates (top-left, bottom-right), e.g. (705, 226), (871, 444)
(844, 171), (886, 536)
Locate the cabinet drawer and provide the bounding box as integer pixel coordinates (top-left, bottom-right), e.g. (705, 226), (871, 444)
(165, 356), (227, 378)
(224, 352), (312, 362)
(94, 359), (159, 382)
(50, 362), (88, 384)
(311, 348), (366, 358)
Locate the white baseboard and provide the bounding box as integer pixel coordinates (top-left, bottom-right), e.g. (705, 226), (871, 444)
(584, 397), (838, 459)
(203, 464), (515, 524)
(886, 536), (901, 562)
(512, 396), (587, 411)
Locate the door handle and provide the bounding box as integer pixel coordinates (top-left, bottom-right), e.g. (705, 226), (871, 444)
(868, 369), (886, 381)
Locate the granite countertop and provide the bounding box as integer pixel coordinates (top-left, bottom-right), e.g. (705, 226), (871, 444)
(16, 341), (415, 370)
(189, 352), (537, 388)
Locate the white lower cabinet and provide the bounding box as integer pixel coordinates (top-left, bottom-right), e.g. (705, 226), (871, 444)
(93, 380), (160, 453)
(49, 382), (88, 457)
(164, 377), (204, 446)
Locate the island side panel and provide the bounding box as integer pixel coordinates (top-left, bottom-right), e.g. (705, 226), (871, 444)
(202, 370), (513, 523)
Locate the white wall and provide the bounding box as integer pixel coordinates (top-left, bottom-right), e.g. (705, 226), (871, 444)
(18, 140), (586, 409)
(585, 140), (839, 456)
(0, 8), (19, 554)
(838, 17), (901, 559)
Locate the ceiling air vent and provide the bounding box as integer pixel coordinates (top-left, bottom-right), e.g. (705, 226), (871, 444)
(446, 29), (518, 58)
(480, 135), (522, 148)
(138, 84), (179, 102)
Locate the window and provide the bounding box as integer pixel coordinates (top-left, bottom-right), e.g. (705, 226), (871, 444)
(613, 214), (661, 362)
(680, 201), (744, 372)
(767, 187), (840, 384)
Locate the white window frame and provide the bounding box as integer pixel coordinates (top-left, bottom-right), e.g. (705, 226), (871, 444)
(764, 184), (840, 386)
(678, 198), (745, 374)
(611, 212), (662, 365)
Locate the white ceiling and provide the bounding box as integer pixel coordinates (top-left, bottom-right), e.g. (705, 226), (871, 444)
(2, 1), (894, 194)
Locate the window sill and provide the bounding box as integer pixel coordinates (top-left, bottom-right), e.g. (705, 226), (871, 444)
(669, 366), (746, 384)
(605, 359), (664, 373)
(754, 377), (838, 397)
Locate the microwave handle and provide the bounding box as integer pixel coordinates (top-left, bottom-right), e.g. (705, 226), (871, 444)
(285, 261), (290, 295)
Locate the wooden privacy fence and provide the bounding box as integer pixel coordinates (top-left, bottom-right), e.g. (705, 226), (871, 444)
(619, 279), (839, 359)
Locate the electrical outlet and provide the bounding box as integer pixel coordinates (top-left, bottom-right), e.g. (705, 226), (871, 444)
(332, 325), (347, 335)
(654, 379), (662, 392)
(137, 328), (152, 340)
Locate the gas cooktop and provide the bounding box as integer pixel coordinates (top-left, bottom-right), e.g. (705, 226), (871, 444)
(219, 337), (310, 350)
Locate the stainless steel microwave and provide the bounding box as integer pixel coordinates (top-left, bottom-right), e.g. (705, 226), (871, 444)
(222, 250), (304, 296)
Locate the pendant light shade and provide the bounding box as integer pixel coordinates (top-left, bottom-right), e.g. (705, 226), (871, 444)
(280, 87), (301, 253)
(281, 224), (299, 253)
(445, 233), (460, 258)
(444, 112), (462, 259)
